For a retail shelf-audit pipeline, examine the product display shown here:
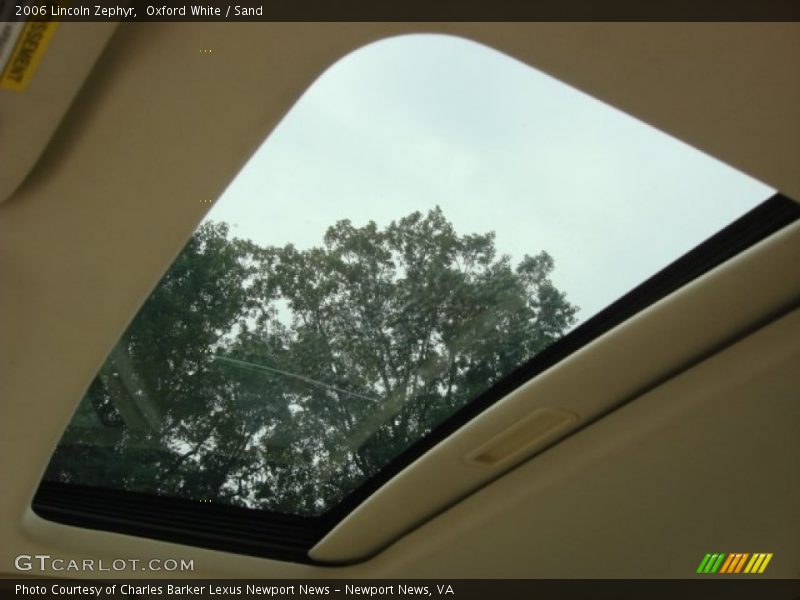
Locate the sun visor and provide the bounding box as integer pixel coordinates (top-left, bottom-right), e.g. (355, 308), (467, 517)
(0, 16), (118, 203)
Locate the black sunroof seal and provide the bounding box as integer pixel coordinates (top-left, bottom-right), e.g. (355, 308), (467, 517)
(32, 193), (800, 564)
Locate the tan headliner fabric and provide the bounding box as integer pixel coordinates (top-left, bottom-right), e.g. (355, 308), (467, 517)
(1, 21), (799, 578)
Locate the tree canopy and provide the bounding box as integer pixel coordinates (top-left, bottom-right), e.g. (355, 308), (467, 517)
(45, 207), (578, 515)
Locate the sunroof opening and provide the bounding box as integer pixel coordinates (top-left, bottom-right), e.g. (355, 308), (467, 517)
(39, 35), (780, 533)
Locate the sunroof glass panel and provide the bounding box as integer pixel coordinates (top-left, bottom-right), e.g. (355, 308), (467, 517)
(41, 34), (774, 517)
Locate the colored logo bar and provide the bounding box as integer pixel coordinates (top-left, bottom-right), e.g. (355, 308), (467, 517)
(696, 553), (773, 574)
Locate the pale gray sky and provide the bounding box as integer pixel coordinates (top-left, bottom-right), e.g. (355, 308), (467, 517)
(206, 34), (773, 323)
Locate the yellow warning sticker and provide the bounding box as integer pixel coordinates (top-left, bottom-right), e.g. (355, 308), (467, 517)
(0, 19), (59, 92)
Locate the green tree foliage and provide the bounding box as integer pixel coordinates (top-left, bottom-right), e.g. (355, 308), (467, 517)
(45, 208), (577, 515)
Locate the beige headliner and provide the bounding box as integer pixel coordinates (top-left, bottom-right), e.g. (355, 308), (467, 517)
(1, 22), (799, 578)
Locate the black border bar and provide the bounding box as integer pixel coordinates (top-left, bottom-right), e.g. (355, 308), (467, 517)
(8, 0), (800, 22)
(2, 579), (800, 599)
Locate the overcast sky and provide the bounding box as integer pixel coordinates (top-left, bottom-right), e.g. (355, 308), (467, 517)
(206, 34), (773, 323)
